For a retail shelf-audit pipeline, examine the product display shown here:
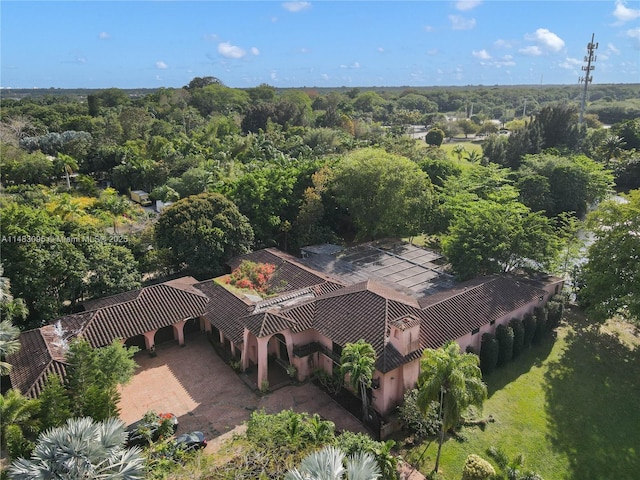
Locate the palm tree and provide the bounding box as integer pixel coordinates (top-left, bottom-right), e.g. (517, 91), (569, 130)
(285, 445), (381, 480)
(0, 319), (21, 375)
(417, 341), (487, 473)
(453, 144), (466, 162)
(0, 389), (41, 458)
(465, 150), (483, 163)
(56, 153), (79, 190)
(9, 417), (145, 479)
(598, 134), (626, 165)
(340, 340), (377, 422)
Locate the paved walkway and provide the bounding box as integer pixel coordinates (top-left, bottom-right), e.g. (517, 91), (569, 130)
(118, 333), (368, 453)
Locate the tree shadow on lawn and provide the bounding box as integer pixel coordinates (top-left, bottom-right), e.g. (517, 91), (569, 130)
(485, 331), (556, 397)
(543, 306), (640, 479)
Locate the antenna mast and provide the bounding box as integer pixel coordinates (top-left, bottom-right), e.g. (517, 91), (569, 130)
(579, 33), (598, 124)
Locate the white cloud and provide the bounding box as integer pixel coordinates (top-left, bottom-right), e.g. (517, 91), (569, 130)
(613, 0), (640, 23)
(627, 27), (640, 49)
(98, 32), (110, 40)
(494, 39), (513, 49)
(455, 0), (482, 11)
(340, 62), (360, 69)
(426, 48), (438, 56)
(204, 33), (219, 42)
(155, 61), (168, 69)
(525, 28), (565, 52)
(449, 15), (476, 30)
(424, 25), (434, 32)
(377, 47), (385, 53)
(472, 49), (491, 60)
(321, 73), (329, 80)
(519, 45), (542, 56)
(251, 47), (260, 56)
(608, 43), (621, 55)
(218, 42), (246, 59)
(558, 57), (582, 69)
(299, 47), (311, 54)
(282, 2), (311, 12)
(270, 71), (277, 80)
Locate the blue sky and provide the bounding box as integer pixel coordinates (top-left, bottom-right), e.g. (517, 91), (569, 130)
(2, 1), (639, 89)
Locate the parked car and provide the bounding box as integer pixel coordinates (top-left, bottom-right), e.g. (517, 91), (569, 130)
(126, 411), (178, 447)
(175, 431), (207, 451)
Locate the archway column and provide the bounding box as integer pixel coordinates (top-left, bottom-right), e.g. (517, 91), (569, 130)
(256, 335), (271, 389)
(172, 319), (187, 346)
(142, 330), (157, 351)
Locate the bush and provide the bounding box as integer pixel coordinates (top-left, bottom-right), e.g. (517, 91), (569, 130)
(495, 324), (514, 366)
(397, 389), (440, 440)
(546, 295), (565, 331)
(334, 432), (399, 480)
(533, 307), (548, 344)
(425, 128), (445, 147)
(509, 318), (525, 358)
(480, 333), (499, 375)
(461, 453), (496, 480)
(523, 313), (536, 349)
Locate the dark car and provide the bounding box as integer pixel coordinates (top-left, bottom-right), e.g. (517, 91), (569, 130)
(175, 431), (207, 451)
(126, 412), (178, 447)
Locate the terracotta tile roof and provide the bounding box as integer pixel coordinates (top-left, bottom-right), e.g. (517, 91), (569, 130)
(243, 311), (297, 338)
(228, 248), (346, 294)
(416, 276), (547, 349)
(78, 284), (209, 347)
(197, 281), (251, 345)
(81, 290), (142, 311)
(7, 327), (68, 398)
(376, 343), (423, 373)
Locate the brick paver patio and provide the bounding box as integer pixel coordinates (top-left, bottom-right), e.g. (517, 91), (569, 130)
(118, 332), (368, 451)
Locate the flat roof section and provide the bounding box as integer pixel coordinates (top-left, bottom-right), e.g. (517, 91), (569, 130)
(299, 241), (456, 299)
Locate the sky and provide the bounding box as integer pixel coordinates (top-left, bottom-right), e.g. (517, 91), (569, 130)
(1, 0), (639, 89)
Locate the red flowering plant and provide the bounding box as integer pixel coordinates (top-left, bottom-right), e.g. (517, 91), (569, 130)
(227, 261), (276, 294)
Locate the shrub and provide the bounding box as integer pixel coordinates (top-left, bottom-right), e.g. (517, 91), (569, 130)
(334, 432), (399, 480)
(480, 333), (499, 375)
(495, 324), (514, 366)
(397, 389), (440, 440)
(523, 313), (536, 348)
(425, 128), (445, 147)
(533, 307), (548, 344)
(546, 295), (565, 330)
(227, 260), (276, 294)
(509, 318), (525, 358)
(461, 453), (496, 480)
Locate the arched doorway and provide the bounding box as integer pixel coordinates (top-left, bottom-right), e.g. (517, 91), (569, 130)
(125, 334), (146, 350)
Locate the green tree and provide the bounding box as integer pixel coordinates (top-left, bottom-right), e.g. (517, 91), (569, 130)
(155, 192), (254, 276)
(330, 148), (435, 241)
(0, 319), (21, 375)
(0, 389), (41, 459)
(425, 128), (445, 147)
(37, 374), (72, 431)
(417, 341), (487, 473)
(9, 417), (145, 480)
(452, 144), (466, 161)
(64, 338), (138, 420)
(82, 243), (141, 299)
(285, 445), (381, 480)
(462, 453), (496, 480)
(578, 189), (640, 324)
(442, 199), (559, 280)
(55, 153), (79, 190)
(340, 340), (377, 422)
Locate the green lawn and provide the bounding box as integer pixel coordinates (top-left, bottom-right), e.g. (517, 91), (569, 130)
(404, 307), (640, 480)
(440, 141), (482, 165)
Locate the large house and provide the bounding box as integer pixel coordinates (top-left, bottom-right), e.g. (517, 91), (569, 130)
(8, 241), (563, 417)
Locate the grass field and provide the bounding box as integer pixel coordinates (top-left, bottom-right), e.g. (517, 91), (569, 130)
(404, 306), (640, 480)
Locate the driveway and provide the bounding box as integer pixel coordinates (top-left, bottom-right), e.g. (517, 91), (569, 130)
(118, 333), (368, 450)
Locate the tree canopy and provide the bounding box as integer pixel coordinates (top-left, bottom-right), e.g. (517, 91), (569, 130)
(578, 190), (640, 324)
(155, 192), (254, 277)
(329, 148), (435, 241)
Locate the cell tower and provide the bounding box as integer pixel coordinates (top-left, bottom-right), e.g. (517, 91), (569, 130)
(579, 33), (598, 124)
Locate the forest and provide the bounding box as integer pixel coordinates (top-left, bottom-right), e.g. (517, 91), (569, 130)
(1, 78), (639, 332)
